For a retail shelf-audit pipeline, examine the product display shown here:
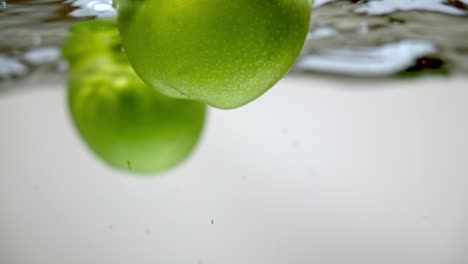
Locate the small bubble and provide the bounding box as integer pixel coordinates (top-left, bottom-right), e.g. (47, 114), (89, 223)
(292, 140), (300, 148)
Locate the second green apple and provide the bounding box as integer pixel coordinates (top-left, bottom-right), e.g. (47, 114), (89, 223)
(115, 0), (311, 109)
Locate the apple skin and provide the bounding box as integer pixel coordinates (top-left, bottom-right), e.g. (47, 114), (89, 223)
(115, 0), (311, 109)
(63, 19), (206, 174)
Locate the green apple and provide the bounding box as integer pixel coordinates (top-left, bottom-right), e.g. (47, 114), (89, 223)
(115, 0), (311, 109)
(63, 19), (206, 174)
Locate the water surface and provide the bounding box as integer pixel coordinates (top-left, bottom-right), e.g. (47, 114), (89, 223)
(1, 0), (467, 91)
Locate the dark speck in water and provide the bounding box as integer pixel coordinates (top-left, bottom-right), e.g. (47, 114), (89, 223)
(400, 56), (449, 77)
(448, 0), (468, 11)
(407, 57), (445, 72)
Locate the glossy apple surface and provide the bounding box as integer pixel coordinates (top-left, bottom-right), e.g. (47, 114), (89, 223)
(115, 0), (311, 109)
(63, 19), (206, 174)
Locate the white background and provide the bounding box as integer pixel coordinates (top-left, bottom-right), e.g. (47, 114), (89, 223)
(1, 75), (467, 264)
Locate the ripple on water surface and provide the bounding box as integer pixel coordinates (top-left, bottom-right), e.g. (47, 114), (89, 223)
(0, 0), (467, 90)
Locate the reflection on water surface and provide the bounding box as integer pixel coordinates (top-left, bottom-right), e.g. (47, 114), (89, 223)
(0, 0), (467, 91)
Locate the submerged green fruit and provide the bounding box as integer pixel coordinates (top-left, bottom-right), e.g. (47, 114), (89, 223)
(115, 0), (311, 109)
(63, 19), (206, 174)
